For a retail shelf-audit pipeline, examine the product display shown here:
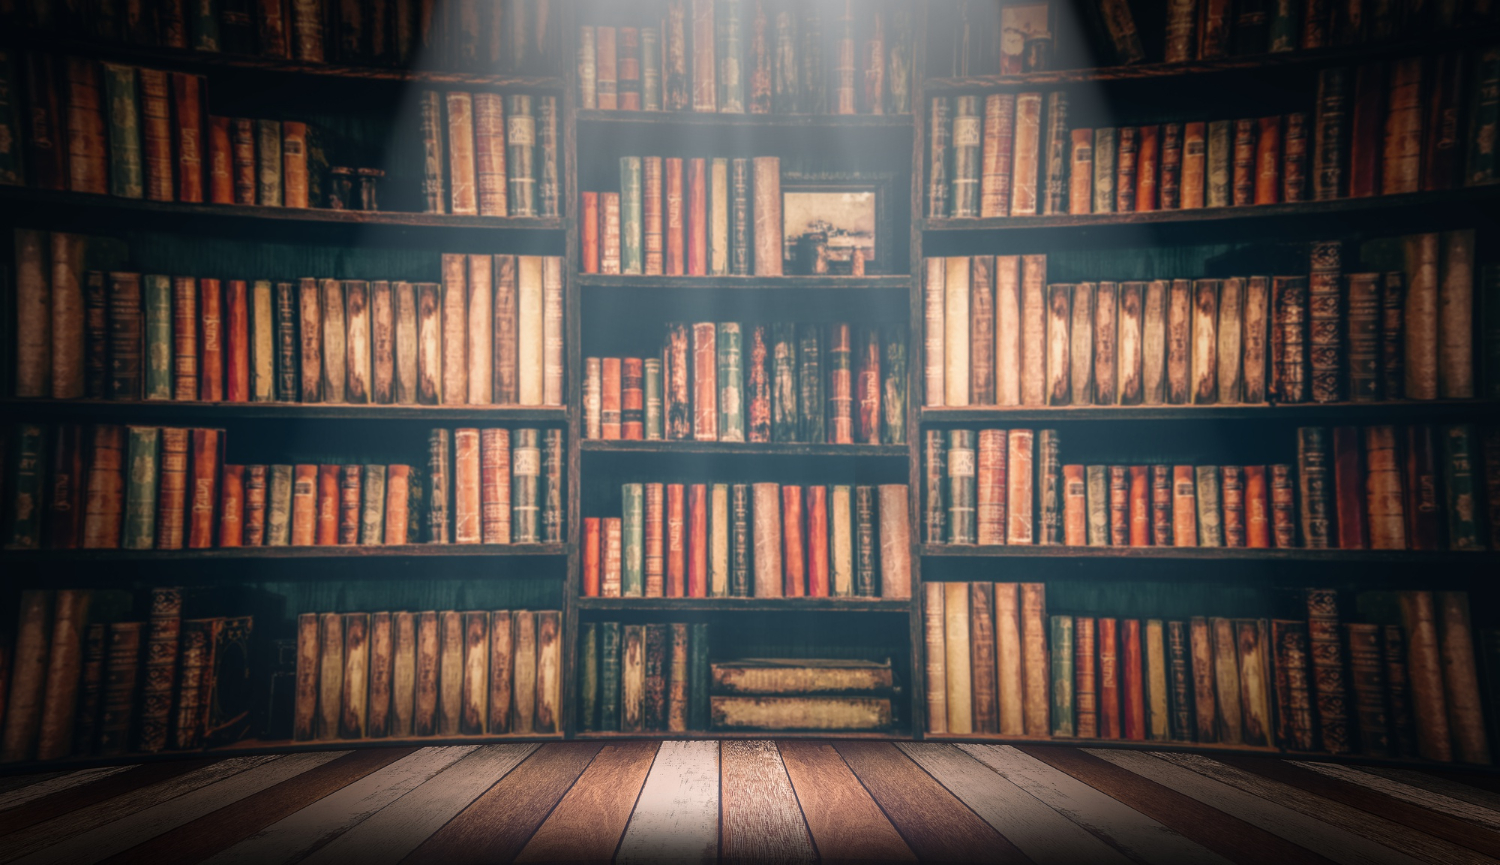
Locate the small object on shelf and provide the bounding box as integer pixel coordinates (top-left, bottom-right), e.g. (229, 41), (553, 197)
(327, 166), (354, 210)
(356, 168), (384, 211)
(796, 232), (830, 275)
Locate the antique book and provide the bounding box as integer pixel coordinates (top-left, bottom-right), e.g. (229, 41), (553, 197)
(1116, 126), (1138, 212)
(1180, 121), (1206, 208)
(1094, 128), (1118, 213)
(1236, 619), (1274, 748)
(1345, 622), (1390, 756)
(1136, 124), (1159, 212)
(981, 94), (1016, 217)
(1165, 279), (1192, 404)
(1191, 280), (1219, 403)
(1217, 277), (1244, 403)
(1121, 619), (1145, 740)
(1144, 620), (1168, 741)
(1098, 617), (1122, 738)
(1010, 92), (1043, 216)
(978, 430), (1008, 545)
(1298, 427), (1333, 547)
(1045, 283), (1071, 405)
(1052, 616), (1076, 737)
(1094, 282), (1119, 405)
(1313, 67), (1351, 200)
(1399, 591), (1452, 762)
(1161, 123), (1184, 209)
(1007, 430), (1034, 544)
(1283, 111), (1310, 201)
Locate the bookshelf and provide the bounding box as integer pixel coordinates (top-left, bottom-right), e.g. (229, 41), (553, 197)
(2, 0), (1498, 771)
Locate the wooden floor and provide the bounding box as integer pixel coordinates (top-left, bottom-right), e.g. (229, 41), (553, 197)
(2, 742), (1499, 865)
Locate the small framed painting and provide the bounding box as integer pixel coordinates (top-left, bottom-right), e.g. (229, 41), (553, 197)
(781, 173), (894, 275)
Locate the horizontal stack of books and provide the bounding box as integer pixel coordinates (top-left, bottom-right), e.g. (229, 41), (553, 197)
(293, 608), (562, 741)
(1, 586), (255, 763)
(0, 0), (561, 72)
(925, 583), (1495, 766)
(585, 322), (906, 444)
(11, 235), (566, 407)
(577, 620), (709, 733)
(578, 1), (913, 115)
(924, 234), (1483, 408)
(1, 424), (565, 549)
(926, 53), (1497, 218)
(417, 91), (560, 217)
(923, 424), (1499, 550)
(582, 155), (797, 276)
(711, 658), (896, 731)
(582, 482), (911, 599)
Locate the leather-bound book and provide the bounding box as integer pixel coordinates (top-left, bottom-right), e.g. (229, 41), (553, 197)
(1270, 619), (1318, 750)
(1010, 92), (1043, 216)
(1019, 582), (1050, 736)
(877, 485), (911, 599)
(1070, 128), (1094, 214)
(600, 191), (622, 274)
(1345, 622), (1390, 755)
(1050, 616), (1075, 737)
(1308, 241), (1343, 404)
(942, 582), (973, 733)
(369, 281), (395, 404)
(187, 428), (220, 548)
(1399, 591), (1452, 761)
(1151, 464), (1174, 546)
(1348, 63), (1384, 198)
(1121, 619), (1145, 740)
(995, 256), (1023, 406)
(1161, 123), (1183, 209)
(1118, 282), (1144, 405)
(1094, 128), (1117, 213)
(1115, 126), (1138, 212)
(1165, 279), (1192, 404)
(1020, 255), (1048, 406)
(1382, 57), (1424, 196)
(1181, 121), (1206, 208)
(1171, 465), (1197, 547)
(1216, 277), (1243, 403)
(338, 463), (362, 545)
(1230, 118), (1256, 206)
(1312, 67), (1351, 200)
(1071, 617), (1098, 738)
(924, 259), (946, 406)
(1045, 284), (1071, 405)
(806, 486), (830, 597)
(1042, 92), (1070, 215)
(923, 584), (947, 733)
(1242, 276), (1270, 403)
(950, 95), (982, 217)
(925, 430), (947, 544)
(1441, 424), (1483, 550)
(156, 427), (191, 550)
(1331, 426), (1367, 549)
(1245, 465), (1271, 547)
(1205, 120), (1231, 207)
(961, 583), (997, 733)
(1236, 619), (1274, 747)
(242, 464), (267, 547)
(977, 430), (1008, 545)
(1184, 617), (1215, 742)
(751, 482), (782, 597)
(1191, 279), (1219, 403)
(733, 484), (754, 597)
(1109, 466), (1129, 546)
(662, 485), (684, 598)
(1097, 617), (1121, 738)
(1282, 111), (1310, 201)
(979, 94), (1016, 217)
(1007, 429), (1035, 544)
(1298, 427), (1333, 547)
(384, 465), (411, 545)
(1143, 620), (1169, 741)
(1166, 621), (1193, 742)
(338, 612), (370, 739)
(1094, 281), (1118, 405)
(342, 280), (371, 404)
(858, 327), (884, 443)
(780, 485), (806, 597)
(310, 464), (336, 545)
(1436, 231), (1474, 400)
(1038, 430), (1062, 546)
(643, 483), (665, 597)
(1249, 116), (1280, 205)
(1209, 617), (1243, 744)
(1436, 592), (1490, 764)
(1423, 52), (1464, 191)
(1270, 463), (1297, 547)
(1087, 467), (1109, 546)
(1270, 276), (1308, 403)
(826, 323), (854, 442)
(1383, 624), (1417, 757)
(1402, 233), (1441, 400)
(1305, 588), (1352, 752)
(1135, 124), (1159, 212)
(1343, 272), (1380, 402)
(435, 610), (464, 736)
(1069, 282), (1094, 404)
(1129, 465), (1150, 546)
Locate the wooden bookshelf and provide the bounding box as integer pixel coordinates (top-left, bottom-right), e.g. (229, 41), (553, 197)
(920, 399), (1500, 424)
(919, 545), (1500, 566)
(0, 399), (571, 423)
(576, 597), (910, 614)
(580, 440), (908, 459)
(4, 544), (571, 562)
(575, 274), (912, 292)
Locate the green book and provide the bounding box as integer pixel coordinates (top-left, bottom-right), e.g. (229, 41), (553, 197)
(1206, 119), (1232, 208)
(190, 0), (221, 50)
(622, 483), (644, 596)
(1038, 429), (1062, 545)
(1195, 465), (1224, 546)
(730, 484), (751, 597)
(709, 484), (730, 597)
(950, 94), (982, 218)
(709, 158), (729, 275)
(123, 426), (160, 549)
(359, 465), (385, 544)
(1467, 48), (1499, 186)
(579, 622), (598, 732)
(716, 322), (744, 442)
(512, 428), (541, 543)
(771, 323), (799, 442)
(946, 429), (976, 544)
(265, 463), (292, 545)
(4, 425), (47, 549)
(717, 0), (745, 112)
(619, 156), (643, 274)
(640, 26), (662, 111)
(1442, 424), (1483, 549)
(1086, 465), (1109, 545)
(1050, 616), (1075, 737)
(542, 429), (564, 544)
(881, 327), (907, 444)
(1093, 128), (1117, 214)
(730, 159), (752, 275)
(537, 95), (560, 219)
(427, 428), (450, 543)
(923, 430), (946, 544)
(507, 94), (536, 217)
(102, 63), (143, 199)
(855, 485), (877, 597)
(688, 622), (710, 730)
(143, 275), (173, 400)
(1268, 0), (1299, 51)
(0, 52), (23, 186)
(600, 621), (621, 731)
(256, 119), (282, 207)
(644, 358), (663, 440)
(250, 280), (276, 402)
(1042, 92), (1070, 215)
(798, 323), (824, 444)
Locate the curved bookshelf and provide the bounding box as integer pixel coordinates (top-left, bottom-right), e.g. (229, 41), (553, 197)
(0, 398), (570, 424)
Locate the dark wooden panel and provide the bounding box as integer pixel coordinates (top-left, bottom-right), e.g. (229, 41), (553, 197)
(0, 761), (214, 836)
(513, 741), (658, 862)
(776, 740), (915, 862)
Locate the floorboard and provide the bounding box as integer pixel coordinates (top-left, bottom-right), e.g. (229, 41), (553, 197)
(777, 740), (914, 862)
(615, 741), (720, 864)
(0, 760), (216, 836)
(718, 740), (816, 863)
(0, 773), (70, 800)
(514, 741), (659, 863)
(1288, 761), (1500, 831)
(0, 767), (133, 813)
(1356, 766), (1500, 814)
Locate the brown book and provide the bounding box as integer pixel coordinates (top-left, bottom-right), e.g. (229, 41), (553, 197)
(64, 58), (107, 195)
(1151, 465), (1173, 546)
(1191, 279), (1219, 403)
(878, 485), (911, 600)
(1345, 622), (1389, 756)
(752, 156), (782, 276)
(338, 613), (370, 739)
(780, 485), (805, 597)
(1007, 430), (1035, 544)
(208, 116), (233, 203)
(1245, 465), (1271, 548)
(1236, 619), (1273, 747)
(365, 612), (393, 738)
(344, 281), (371, 404)
(1364, 426), (1406, 549)
(486, 610), (513, 734)
(452, 428), (480, 545)
(291, 279), (319, 404)
(1161, 123), (1183, 209)
(1242, 276), (1270, 403)
(1306, 588), (1352, 753)
(978, 430), (1008, 545)
(962, 583), (997, 733)
(1070, 282), (1095, 404)
(601, 357), (622, 440)
(643, 157), (664, 275)
(1308, 242), (1343, 404)
(1166, 279), (1192, 404)
(454, 611), (488, 736)
(243, 464), (267, 546)
(315, 612), (344, 740)
(752, 483), (782, 598)
(1097, 617), (1121, 739)
(231, 118), (255, 204)
(687, 158), (707, 275)
(1253, 115), (1281, 205)
(1436, 592), (1490, 764)
(1181, 121), (1206, 208)
(536, 611), (561, 734)
(1129, 465), (1150, 546)
(666, 484), (686, 598)
(440, 254), (467, 404)
(1188, 617), (1217, 741)
(1348, 64), (1385, 198)
(1009, 93), (1042, 216)
(479, 428), (511, 544)
(1020, 255), (1048, 407)
(22, 54), (68, 192)
(385, 465), (410, 545)
(1230, 119), (1256, 206)
(293, 613), (319, 741)
(1121, 619), (1145, 740)
(1046, 283), (1071, 405)
(1109, 466), (1129, 546)
(1136, 125), (1160, 212)
(512, 610), (538, 733)
(444, 92), (477, 215)
(370, 281), (394, 404)
(464, 257), (492, 405)
(1214, 278), (1243, 404)
(186, 428), (219, 548)
(1210, 617), (1243, 744)
(437, 610), (464, 735)
(1283, 111), (1310, 201)
(601, 191), (622, 274)
(1019, 582), (1049, 736)
(1074, 617), (1098, 737)
(1332, 427), (1367, 549)
(968, 258), (995, 405)
(411, 610), (439, 736)
(1094, 282), (1118, 404)
(1070, 128), (1095, 215)
(338, 464), (361, 545)
(996, 256), (1023, 405)
(218, 464), (245, 547)
(1384, 624), (1417, 757)
(1118, 282), (1144, 405)
(806, 486), (830, 597)
(155, 428), (189, 550)
(171, 276), (198, 400)
(1382, 57), (1424, 196)
(314, 464), (338, 545)
(1399, 591), (1452, 761)
(1423, 52), (1464, 191)
(981, 94), (1016, 217)
(1172, 465), (1197, 546)
(31, 590), (89, 761)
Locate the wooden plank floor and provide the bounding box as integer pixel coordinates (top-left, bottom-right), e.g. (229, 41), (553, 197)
(2, 742), (1497, 864)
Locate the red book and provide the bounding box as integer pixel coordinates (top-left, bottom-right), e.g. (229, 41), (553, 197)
(827, 324), (854, 444)
(583, 517), (601, 596)
(1121, 618), (1145, 740)
(1097, 617), (1121, 738)
(316, 464), (339, 545)
(1245, 465), (1272, 548)
(622, 358), (644, 440)
(1135, 125), (1159, 212)
(208, 115), (233, 204)
(1129, 465), (1150, 546)
(856, 327), (881, 444)
(187, 428), (220, 548)
(806, 486), (829, 597)
(686, 157), (707, 276)
(645, 483), (665, 597)
(581, 191), (600, 273)
(219, 464), (245, 547)
(688, 483), (708, 597)
(171, 73), (205, 203)
(1423, 52), (1464, 192)
(667, 484), (686, 597)
(781, 485), (805, 597)
(747, 325), (772, 443)
(665, 158), (685, 275)
(1349, 64), (1385, 198)
(1333, 426), (1367, 549)
(1254, 116), (1281, 205)
(45, 425), (85, 549)
(225, 279), (250, 402)
(198, 279), (223, 401)
(1405, 425), (1441, 550)
(601, 357), (622, 440)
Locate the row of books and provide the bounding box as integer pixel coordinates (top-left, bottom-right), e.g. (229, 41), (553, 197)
(576, 621), (708, 733)
(922, 237), (1484, 409)
(576, 0), (914, 116)
(582, 482), (911, 600)
(293, 608), (562, 742)
(926, 54), (1498, 219)
(1, 424), (565, 549)
(922, 424), (1499, 551)
(580, 155), (790, 277)
(417, 91), (560, 218)
(1, 587), (254, 763)
(12, 236), (566, 407)
(0, 0), (562, 73)
(924, 583), (1492, 765)
(583, 322), (907, 445)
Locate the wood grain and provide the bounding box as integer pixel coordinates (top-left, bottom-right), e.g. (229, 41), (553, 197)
(1155, 751), (1492, 865)
(201, 747), (478, 865)
(1287, 762), (1500, 832)
(1219, 755), (1500, 860)
(776, 740), (914, 862)
(833, 741), (1029, 863)
(0, 768), (132, 813)
(401, 743), (601, 865)
(302, 744), (538, 865)
(0, 762), (212, 834)
(514, 741), (658, 862)
(718, 740), (816, 862)
(897, 743), (1130, 865)
(98, 748), (416, 865)
(1355, 766), (1500, 814)
(1086, 750), (1422, 865)
(0, 773), (67, 800)
(957, 745), (1232, 865)
(615, 741), (719, 864)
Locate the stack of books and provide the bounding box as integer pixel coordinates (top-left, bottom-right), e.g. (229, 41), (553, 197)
(711, 658), (896, 731)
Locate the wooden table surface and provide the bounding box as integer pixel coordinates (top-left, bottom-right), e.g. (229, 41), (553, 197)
(2, 741), (1497, 864)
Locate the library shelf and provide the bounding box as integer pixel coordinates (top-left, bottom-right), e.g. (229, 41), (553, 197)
(575, 597), (911, 614)
(580, 440), (908, 459)
(575, 274), (912, 292)
(919, 545), (1500, 567)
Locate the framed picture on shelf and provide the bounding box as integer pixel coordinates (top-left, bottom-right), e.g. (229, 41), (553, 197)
(780, 172), (894, 276)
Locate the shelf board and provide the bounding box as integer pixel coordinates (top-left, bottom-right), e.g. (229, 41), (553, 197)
(920, 186), (1500, 236)
(4, 543), (570, 563)
(576, 274), (911, 291)
(576, 109), (914, 129)
(576, 597), (910, 613)
(920, 399), (1499, 424)
(581, 440), (908, 459)
(0, 399), (570, 423)
(923, 27), (1500, 90)
(920, 545), (1499, 566)
(2, 29), (565, 88)
(575, 730), (905, 740)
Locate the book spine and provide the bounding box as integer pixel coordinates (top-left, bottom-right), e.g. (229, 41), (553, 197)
(1118, 282), (1144, 404)
(1010, 93), (1042, 216)
(1221, 465), (1246, 547)
(1298, 427), (1333, 547)
(505, 94), (536, 217)
(782, 485), (805, 597)
(1242, 277), (1270, 404)
(1441, 424), (1483, 549)
(1273, 276), (1309, 403)
(1346, 622), (1390, 756)
(139, 68), (173, 201)
(1098, 616), (1121, 738)
(1070, 128), (1094, 215)
(1093, 128), (1117, 213)
(980, 94), (1015, 217)
(1136, 124), (1159, 212)
(1309, 241), (1343, 403)
(1172, 465), (1196, 546)
(752, 156), (781, 275)
(717, 323), (745, 442)
(950, 95), (981, 217)
(1076, 617), (1099, 738)
(1306, 587), (1352, 753)
(827, 324), (854, 443)
(1051, 616), (1075, 737)
(1116, 126), (1138, 212)
(1110, 466), (1130, 546)
(1045, 283), (1071, 405)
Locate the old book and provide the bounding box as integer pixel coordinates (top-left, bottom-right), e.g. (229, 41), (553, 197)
(1069, 282), (1095, 404)
(1165, 279), (1191, 404)
(1348, 63), (1385, 198)
(1152, 464), (1174, 546)
(1116, 126), (1139, 212)
(978, 430), (1008, 545)
(1109, 466), (1129, 546)
(1330, 427), (1366, 549)
(1236, 619), (1274, 748)
(877, 485), (911, 600)
(1051, 616), (1076, 738)
(923, 584), (947, 733)
(1165, 621), (1193, 742)
(1180, 121), (1206, 208)
(1298, 427), (1333, 547)
(1230, 118), (1256, 206)
(1118, 282), (1145, 404)
(1098, 616), (1122, 738)
(1094, 282), (1119, 404)
(940, 581), (973, 734)
(1241, 276), (1270, 403)
(1345, 622), (1390, 756)
(1170, 465), (1196, 547)
(926, 431), (947, 545)
(1045, 283), (1071, 405)
(1143, 620), (1169, 741)
(1161, 123), (1184, 209)
(1191, 279), (1219, 403)
(1216, 278), (1244, 403)
(1008, 92), (1043, 216)
(1313, 67), (1351, 200)
(336, 612), (370, 739)
(1094, 128), (1117, 213)
(1121, 619), (1145, 740)
(1283, 111), (1310, 201)
(1136, 124), (1160, 212)
(946, 430), (977, 543)
(1007, 430), (1035, 544)
(1304, 587), (1353, 753)
(1400, 591), (1453, 761)
(1307, 241), (1344, 404)
(924, 258), (946, 406)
